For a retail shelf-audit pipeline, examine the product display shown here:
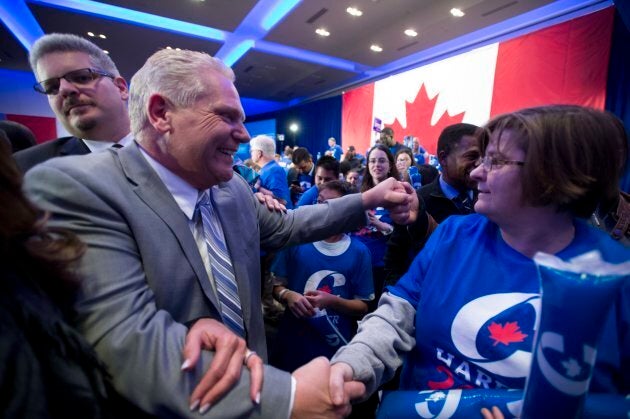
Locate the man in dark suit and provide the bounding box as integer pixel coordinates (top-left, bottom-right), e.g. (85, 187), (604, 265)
(24, 48), (415, 418)
(14, 33), (132, 172)
(384, 123), (481, 286)
(420, 123), (481, 222)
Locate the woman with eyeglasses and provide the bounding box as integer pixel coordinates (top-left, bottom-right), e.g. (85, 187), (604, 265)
(328, 105), (629, 416)
(353, 144), (401, 309)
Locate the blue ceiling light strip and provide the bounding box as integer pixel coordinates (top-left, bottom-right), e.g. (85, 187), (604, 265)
(260, 0), (302, 31)
(27, 0), (228, 41)
(255, 40), (369, 73)
(216, 0), (303, 67)
(220, 39), (256, 67)
(0, 0), (44, 50)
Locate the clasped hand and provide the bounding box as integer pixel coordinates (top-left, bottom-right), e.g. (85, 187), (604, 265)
(181, 318), (263, 413)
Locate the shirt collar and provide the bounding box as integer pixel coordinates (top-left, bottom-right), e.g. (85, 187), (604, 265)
(82, 132), (134, 153)
(138, 146), (201, 220)
(439, 175), (472, 200)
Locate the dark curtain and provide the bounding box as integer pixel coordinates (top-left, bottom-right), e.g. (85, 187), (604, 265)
(605, 7), (630, 192)
(248, 96), (342, 159)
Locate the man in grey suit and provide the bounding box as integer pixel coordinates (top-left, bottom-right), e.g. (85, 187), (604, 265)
(14, 33), (132, 172)
(24, 48), (415, 418)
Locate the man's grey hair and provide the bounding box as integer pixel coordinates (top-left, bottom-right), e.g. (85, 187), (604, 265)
(29, 33), (120, 79)
(129, 49), (235, 141)
(250, 135), (276, 157)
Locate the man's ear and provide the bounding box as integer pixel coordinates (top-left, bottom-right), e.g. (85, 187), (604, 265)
(147, 94), (172, 134)
(113, 76), (129, 100)
(437, 150), (448, 167)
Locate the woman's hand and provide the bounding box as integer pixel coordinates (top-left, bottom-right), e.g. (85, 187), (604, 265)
(182, 318), (263, 412)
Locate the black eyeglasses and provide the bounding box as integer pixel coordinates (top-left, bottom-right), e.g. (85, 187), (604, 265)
(33, 68), (115, 95)
(476, 156), (525, 171)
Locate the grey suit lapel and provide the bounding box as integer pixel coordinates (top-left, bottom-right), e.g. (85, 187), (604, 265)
(117, 142), (220, 308)
(212, 184), (252, 329)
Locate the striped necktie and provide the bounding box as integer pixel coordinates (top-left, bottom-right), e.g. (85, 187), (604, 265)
(197, 191), (245, 337)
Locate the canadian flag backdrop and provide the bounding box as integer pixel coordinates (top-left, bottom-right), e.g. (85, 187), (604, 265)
(342, 7), (614, 155)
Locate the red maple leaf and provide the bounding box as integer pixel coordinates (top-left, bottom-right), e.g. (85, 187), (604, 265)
(387, 83), (465, 155)
(487, 321), (528, 346)
(318, 285), (332, 294)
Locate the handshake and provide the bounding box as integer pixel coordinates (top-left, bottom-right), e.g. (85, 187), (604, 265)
(291, 358), (364, 419)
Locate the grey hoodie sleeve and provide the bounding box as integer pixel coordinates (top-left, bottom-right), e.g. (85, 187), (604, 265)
(331, 292), (417, 396)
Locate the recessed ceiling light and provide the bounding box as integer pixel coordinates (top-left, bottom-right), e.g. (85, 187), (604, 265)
(175, 48), (181, 51)
(99, 34), (107, 39)
(315, 28), (330, 37)
(346, 7), (363, 17)
(404, 29), (418, 37)
(87, 31), (95, 37)
(450, 8), (465, 17)
(370, 44), (383, 52)
(103, 50), (109, 54)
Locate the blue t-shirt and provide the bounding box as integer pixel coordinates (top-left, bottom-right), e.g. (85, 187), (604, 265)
(389, 214), (629, 393)
(259, 160), (293, 209)
(295, 184), (319, 207)
(352, 207), (393, 268)
(328, 144), (343, 160)
(271, 236), (374, 370)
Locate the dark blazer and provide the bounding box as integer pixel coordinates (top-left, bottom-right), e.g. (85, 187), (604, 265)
(13, 136), (89, 173)
(419, 176), (474, 223)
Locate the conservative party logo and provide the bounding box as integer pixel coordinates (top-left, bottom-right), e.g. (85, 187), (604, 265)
(304, 270), (346, 294)
(450, 293), (541, 379)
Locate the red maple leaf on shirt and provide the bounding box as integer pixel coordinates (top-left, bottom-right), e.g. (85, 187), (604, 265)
(318, 285), (332, 294)
(488, 321), (528, 346)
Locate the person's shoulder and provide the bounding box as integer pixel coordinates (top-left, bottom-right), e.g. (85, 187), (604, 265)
(349, 235), (372, 253)
(574, 219), (630, 263)
(419, 177), (440, 197)
(14, 136), (75, 154)
(433, 213), (490, 241)
(13, 136), (79, 170)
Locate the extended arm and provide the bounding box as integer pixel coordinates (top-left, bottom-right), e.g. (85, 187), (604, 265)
(24, 163), (292, 418)
(330, 292), (417, 398)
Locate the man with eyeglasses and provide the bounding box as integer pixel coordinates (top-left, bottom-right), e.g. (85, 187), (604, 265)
(14, 33), (132, 172)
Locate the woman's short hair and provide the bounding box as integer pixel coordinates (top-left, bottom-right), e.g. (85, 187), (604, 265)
(479, 105), (626, 217)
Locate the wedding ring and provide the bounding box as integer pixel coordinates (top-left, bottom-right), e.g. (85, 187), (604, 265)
(244, 349), (256, 365)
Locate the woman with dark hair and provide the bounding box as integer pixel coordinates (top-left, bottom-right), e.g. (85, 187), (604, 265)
(354, 144), (401, 308)
(360, 144), (400, 192)
(330, 105), (629, 412)
(0, 140), (114, 417)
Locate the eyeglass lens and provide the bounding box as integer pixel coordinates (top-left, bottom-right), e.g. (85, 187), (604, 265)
(36, 68), (106, 95)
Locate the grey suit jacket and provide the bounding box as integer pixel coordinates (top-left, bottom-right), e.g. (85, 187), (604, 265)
(23, 141), (367, 418)
(13, 136), (89, 173)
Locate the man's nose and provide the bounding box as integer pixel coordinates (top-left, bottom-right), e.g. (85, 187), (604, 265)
(58, 78), (80, 97)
